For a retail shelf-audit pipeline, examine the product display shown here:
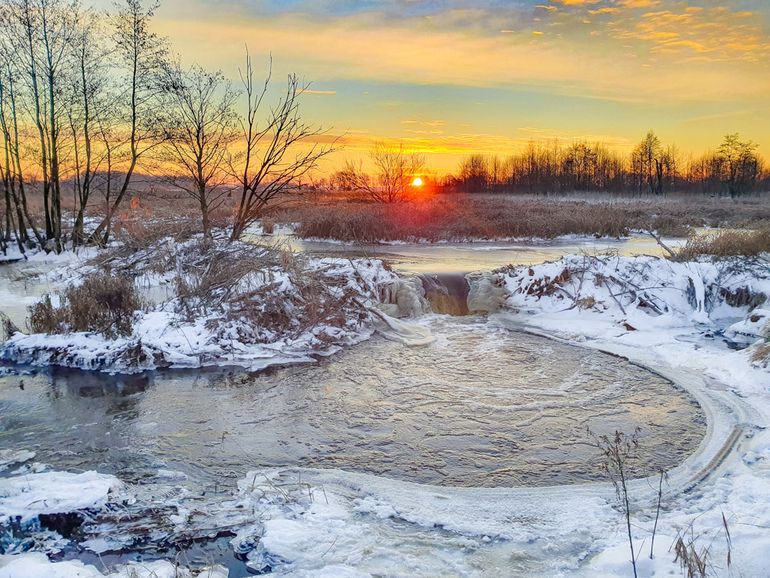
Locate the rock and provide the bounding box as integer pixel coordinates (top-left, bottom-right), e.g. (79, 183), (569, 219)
(467, 273), (507, 314)
(724, 309), (770, 347)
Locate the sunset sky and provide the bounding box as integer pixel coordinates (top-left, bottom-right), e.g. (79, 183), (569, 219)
(152, 0), (770, 173)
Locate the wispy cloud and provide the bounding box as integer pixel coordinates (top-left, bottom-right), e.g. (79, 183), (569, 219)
(159, 0), (770, 103)
(153, 0), (770, 167)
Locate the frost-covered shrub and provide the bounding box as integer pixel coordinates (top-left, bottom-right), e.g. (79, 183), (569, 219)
(29, 273), (142, 338)
(227, 251), (359, 343)
(675, 228), (770, 261)
(167, 240), (369, 344)
(28, 295), (68, 335)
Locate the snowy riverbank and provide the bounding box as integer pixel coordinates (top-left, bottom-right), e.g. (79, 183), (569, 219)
(1, 252), (770, 576)
(0, 238), (397, 372)
(494, 254), (770, 575)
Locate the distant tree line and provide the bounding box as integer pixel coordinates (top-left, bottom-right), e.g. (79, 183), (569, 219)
(448, 131), (767, 198)
(0, 0), (328, 255)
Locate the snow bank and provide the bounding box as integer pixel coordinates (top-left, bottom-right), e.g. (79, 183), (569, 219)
(497, 254), (770, 347)
(491, 254), (770, 576)
(0, 554), (102, 578)
(0, 554), (227, 578)
(725, 308), (770, 345)
(0, 245), (397, 372)
(0, 244), (97, 266)
(0, 471), (126, 522)
(0, 451), (35, 473)
(228, 470), (500, 576)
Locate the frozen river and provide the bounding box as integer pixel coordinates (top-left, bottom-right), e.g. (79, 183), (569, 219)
(0, 235), (708, 577)
(256, 231), (685, 274)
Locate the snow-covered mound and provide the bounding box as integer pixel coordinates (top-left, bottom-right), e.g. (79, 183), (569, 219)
(0, 238), (397, 372)
(499, 254), (770, 334)
(0, 554), (227, 578)
(0, 471), (127, 522)
(725, 308), (770, 345)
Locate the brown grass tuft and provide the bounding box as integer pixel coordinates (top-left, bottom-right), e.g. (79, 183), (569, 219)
(29, 273), (143, 338)
(675, 228), (770, 261)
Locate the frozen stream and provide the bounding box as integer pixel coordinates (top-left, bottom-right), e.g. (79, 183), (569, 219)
(253, 231), (686, 274)
(0, 316), (704, 490)
(0, 237), (712, 576)
(0, 316), (707, 575)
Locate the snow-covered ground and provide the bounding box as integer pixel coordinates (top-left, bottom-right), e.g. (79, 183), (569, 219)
(0, 239), (397, 372)
(493, 255), (770, 575)
(1, 252), (770, 576)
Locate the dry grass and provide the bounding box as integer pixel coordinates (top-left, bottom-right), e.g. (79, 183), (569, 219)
(226, 251), (361, 342)
(111, 217), (201, 252)
(675, 228), (770, 260)
(672, 514), (733, 578)
(291, 196), (633, 242)
(0, 312), (20, 341)
(282, 193), (770, 243)
(751, 341), (770, 366)
(29, 273), (143, 338)
(171, 240), (283, 318)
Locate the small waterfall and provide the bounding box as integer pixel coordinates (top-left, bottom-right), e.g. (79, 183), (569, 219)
(421, 274), (470, 315)
(379, 272), (507, 317)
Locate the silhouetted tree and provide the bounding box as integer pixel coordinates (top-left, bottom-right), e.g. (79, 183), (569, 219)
(338, 143), (424, 203)
(716, 133), (761, 198)
(161, 62), (238, 239)
(459, 154), (490, 193)
(230, 52), (334, 240)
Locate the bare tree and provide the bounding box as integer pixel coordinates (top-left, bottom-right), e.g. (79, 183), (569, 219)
(716, 133), (761, 198)
(161, 62), (239, 239)
(0, 56), (15, 252)
(632, 130), (663, 196)
(339, 143), (424, 203)
(67, 8), (111, 246)
(458, 154), (490, 193)
(230, 52), (334, 241)
(1, 0), (81, 252)
(88, 0), (168, 245)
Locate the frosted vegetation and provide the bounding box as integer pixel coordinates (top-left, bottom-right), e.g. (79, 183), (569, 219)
(2, 217), (770, 576)
(0, 0), (769, 575)
(2, 232), (395, 371)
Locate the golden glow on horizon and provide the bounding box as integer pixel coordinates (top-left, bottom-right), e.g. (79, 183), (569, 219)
(150, 0), (770, 173)
(412, 177), (424, 187)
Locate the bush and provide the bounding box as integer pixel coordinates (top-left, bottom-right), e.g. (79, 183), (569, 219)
(29, 273), (142, 338)
(228, 251), (356, 341)
(675, 228), (770, 261)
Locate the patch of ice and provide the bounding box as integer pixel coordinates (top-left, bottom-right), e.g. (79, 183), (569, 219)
(0, 471), (126, 521)
(0, 451), (35, 473)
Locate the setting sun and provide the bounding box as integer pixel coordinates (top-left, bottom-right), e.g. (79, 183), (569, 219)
(1, 1), (769, 577)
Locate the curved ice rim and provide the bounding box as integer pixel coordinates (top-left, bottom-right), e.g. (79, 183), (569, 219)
(253, 314), (750, 544)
